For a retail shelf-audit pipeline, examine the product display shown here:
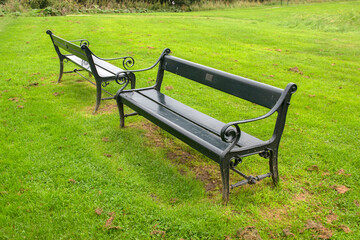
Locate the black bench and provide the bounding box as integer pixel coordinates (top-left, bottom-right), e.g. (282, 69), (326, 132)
(46, 30), (136, 113)
(115, 48), (297, 202)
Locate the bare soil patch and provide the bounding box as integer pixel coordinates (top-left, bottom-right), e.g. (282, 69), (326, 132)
(132, 121), (222, 196)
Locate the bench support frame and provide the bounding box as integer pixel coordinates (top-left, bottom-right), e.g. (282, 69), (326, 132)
(114, 49), (296, 202)
(47, 30), (136, 113)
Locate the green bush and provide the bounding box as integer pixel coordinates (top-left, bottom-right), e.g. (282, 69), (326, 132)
(27, 0), (51, 9)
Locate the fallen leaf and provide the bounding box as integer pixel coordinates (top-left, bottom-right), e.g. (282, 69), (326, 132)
(104, 154), (112, 158)
(117, 168), (123, 171)
(8, 97), (19, 102)
(68, 179), (76, 184)
(105, 212), (116, 227)
(95, 208), (103, 215)
(322, 171), (330, 176)
(165, 86), (174, 91)
(306, 165), (319, 172)
(107, 226), (122, 230)
(53, 92), (64, 96)
(289, 66), (300, 72)
(331, 63), (336, 66)
(354, 200), (359, 207)
(275, 49), (282, 52)
(17, 105), (24, 109)
(332, 185), (350, 194)
(6, 78), (11, 81)
(102, 137), (110, 142)
(29, 82), (39, 86)
(147, 46), (155, 49)
(336, 169), (351, 176)
(170, 198), (178, 204)
(289, 66), (304, 75)
(283, 228), (295, 237)
(338, 224), (351, 233)
(150, 230), (166, 236)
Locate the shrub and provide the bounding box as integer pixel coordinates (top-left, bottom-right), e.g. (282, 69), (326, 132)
(27, 0), (51, 9)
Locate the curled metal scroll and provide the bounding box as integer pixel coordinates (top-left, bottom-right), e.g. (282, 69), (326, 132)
(220, 124), (241, 154)
(115, 72), (130, 85)
(80, 40), (90, 47)
(114, 73), (131, 98)
(101, 81), (109, 87)
(122, 56), (135, 70)
(116, 48), (171, 75)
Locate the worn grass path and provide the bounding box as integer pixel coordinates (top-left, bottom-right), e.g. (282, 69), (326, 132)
(0, 1), (359, 239)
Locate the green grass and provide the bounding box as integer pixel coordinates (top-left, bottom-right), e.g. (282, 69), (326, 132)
(1, 1), (359, 239)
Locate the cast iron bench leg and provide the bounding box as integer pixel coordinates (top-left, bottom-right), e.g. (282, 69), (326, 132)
(269, 149), (279, 186)
(94, 80), (102, 114)
(117, 100), (125, 128)
(220, 158), (230, 203)
(117, 72), (136, 127)
(58, 59), (64, 83)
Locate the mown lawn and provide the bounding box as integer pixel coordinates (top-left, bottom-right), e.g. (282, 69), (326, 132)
(0, 1), (359, 239)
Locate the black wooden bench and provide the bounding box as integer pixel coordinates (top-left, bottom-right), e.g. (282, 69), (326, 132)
(46, 30), (136, 113)
(115, 48), (297, 202)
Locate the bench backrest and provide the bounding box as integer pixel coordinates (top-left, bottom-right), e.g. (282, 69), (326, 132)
(161, 55), (283, 109)
(47, 31), (89, 62)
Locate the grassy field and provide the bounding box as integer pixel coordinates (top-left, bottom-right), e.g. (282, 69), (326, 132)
(0, 1), (359, 239)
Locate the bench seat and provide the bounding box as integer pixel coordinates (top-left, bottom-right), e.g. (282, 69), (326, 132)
(120, 88), (265, 162)
(65, 55), (124, 79)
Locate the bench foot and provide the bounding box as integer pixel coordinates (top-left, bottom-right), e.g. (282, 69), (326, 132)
(269, 149), (279, 186)
(220, 158), (230, 203)
(93, 81), (102, 114)
(58, 60), (64, 83)
(117, 101), (125, 128)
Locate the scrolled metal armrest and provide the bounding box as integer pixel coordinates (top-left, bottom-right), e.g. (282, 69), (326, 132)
(69, 39), (90, 47)
(220, 83), (297, 144)
(98, 56), (135, 70)
(114, 48), (171, 76)
(221, 83), (297, 138)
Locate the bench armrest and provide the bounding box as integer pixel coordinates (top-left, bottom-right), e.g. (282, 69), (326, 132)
(100, 56), (136, 70)
(69, 39), (90, 47)
(114, 48), (171, 98)
(220, 83), (297, 144)
(115, 48), (171, 75)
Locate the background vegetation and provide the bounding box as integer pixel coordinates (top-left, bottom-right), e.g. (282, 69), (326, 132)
(0, 0), (359, 239)
(0, 0), (343, 15)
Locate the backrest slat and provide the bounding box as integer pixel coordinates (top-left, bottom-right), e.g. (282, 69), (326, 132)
(162, 55), (283, 109)
(51, 34), (88, 62)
